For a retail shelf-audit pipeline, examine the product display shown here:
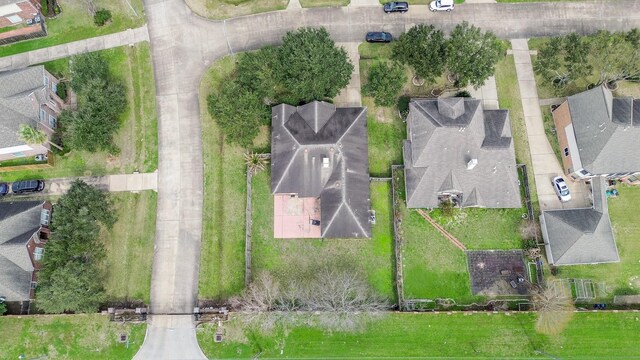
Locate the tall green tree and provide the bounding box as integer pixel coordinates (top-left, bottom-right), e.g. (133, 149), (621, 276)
(563, 33), (592, 83)
(589, 30), (640, 85)
(533, 37), (566, 87)
(235, 47), (280, 103)
(207, 81), (269, 148)
(362, 61), (407, 107)
(276, 27), (354, 104)
(36, 180), (115, 314)
(446, 22), (505, 88)
(392, 24), (446, 84)
(69, 52), (110, 92)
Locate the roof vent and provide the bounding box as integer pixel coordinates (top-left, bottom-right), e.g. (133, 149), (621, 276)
(467, 158), (478, 170)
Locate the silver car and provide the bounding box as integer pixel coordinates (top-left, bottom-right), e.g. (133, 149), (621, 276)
(552, 176), (571, 202)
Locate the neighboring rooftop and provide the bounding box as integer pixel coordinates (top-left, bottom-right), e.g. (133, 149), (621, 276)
(566, 85), (640, 174)
(0, 66), (47, 149)
(403, 97), (521, 209)
(271, 101), (371, 238)
(0, 200), (43, 301)
(541, 176), (619, 266)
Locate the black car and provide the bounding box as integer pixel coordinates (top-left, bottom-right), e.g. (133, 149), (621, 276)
(11, 180), (45, 194)
(0, 182), (8, 196)
(383, 1), (408, 13)
(366, 32), (393, 43)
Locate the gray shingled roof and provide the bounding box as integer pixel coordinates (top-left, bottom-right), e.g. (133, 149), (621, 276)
(541, 177), (619, 266)
(0, 0), (24, 6)
(0, 66), (47, 149)
(567, 85), (640, 174)
(271, 101), (371, 238)
(0, 200), (43, 301)
(403, 98), (521, 209)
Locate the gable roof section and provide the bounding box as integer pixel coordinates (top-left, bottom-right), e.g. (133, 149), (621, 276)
(567, 85), (640, 174)
(541, 177), (619, 265)
(0, 66), (47, 149)
(271, 101), (371, 238)
(403, 98), (521, 209)
(0, 200), (43, 301)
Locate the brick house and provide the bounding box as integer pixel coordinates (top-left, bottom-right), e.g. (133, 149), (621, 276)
(0, 0), (45, 44)
(0, 66), (65, 162)
(0, 200), (52, 303)
(551, 85), (640, 185)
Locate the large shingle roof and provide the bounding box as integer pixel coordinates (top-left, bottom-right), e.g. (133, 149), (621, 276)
(567, 85), (640, 174)
(271, 101), (371, 238)
(403, 98), (521, 209)
(541, 177), (619, 266)
(0, 66), (47, 149)
(0, 200), (43, 301)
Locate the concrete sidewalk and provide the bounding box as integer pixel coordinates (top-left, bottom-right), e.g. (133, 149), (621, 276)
(42, 171), (158, 196)
(334, 42), (362, 107)
(0, 25), (149, 71)
(467, 76), (498, 110)
(511, 39), (591, 211)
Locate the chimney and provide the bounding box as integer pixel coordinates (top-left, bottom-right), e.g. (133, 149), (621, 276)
(467, 158), (478, 170)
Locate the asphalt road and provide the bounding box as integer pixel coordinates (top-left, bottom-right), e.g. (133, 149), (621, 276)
(130, 0), (640, 358)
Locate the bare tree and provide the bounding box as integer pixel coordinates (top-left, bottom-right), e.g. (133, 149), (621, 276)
(532, 285), (575, 335)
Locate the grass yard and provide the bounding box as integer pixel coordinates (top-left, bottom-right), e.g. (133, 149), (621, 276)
(251, 171), (396, 300)
(541, 105), (563, 165)
(0, 0), (145, 57)
(0, 314), (145, 359)
(0, 42), (158, 182)
(495, 53), (539, 211)
(185, 0), (287, 19)
(102, 192), (157, 303)
(198, 311), (640, 358)
(552, 185), (640, 301)
(198, 57), (248, 301)
(300, 0), (350, 7)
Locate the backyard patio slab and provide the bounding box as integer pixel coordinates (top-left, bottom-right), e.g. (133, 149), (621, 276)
(273, 195), (321, 238)
(467, 250), (529, 296)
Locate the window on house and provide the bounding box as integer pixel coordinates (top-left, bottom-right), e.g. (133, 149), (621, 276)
(580, 169), (590, 176)
(12, 152), (25, 157)
(52, 82), (57, 92)
(31, 282), (37, 289)
(44, 76), (49, 86)
(34, 247), (45, 261)
(40, 109), (45, 121)
(49, 115), (57, 129)
(7, 15), (22, 24)
(41, 209), (50, 226)
(563, 147), (569, 156)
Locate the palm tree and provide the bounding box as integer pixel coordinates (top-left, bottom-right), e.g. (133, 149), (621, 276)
(18, 124), (47, 145)
(244, 152), (269, 175)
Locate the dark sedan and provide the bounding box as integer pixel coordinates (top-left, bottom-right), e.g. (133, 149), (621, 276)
(366, 32), (393, 43)
(383, 1), (408, 13)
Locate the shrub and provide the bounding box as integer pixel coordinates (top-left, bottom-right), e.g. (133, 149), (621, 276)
(362, 60), (407, 107)
(94, 9), (112, 26)
(56, 81), (67, 100)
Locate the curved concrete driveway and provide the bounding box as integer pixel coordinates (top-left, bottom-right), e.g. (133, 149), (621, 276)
(134, 1), (640, 358)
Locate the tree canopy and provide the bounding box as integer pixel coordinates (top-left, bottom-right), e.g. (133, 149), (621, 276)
(534, 30), (640, 90)
(276, 27), (353, 104)
(392, 24), (446, 84)
(208, 27), (354, 147)
(362, 60), (407, 107)
(62, 53), (127, 153)
(447, 22), (505, 88)
(36, 180), (115, 313)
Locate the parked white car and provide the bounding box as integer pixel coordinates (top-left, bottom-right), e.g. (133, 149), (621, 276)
(430, 0), (454, 12)
(552, 176), (571, 202)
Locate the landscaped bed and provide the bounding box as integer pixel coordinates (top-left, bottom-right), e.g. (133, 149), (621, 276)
(185, 0), (287, 20)
(250, 171), (396, 300)
(197, 311), (640, 358)
(0, 42), (158, 182)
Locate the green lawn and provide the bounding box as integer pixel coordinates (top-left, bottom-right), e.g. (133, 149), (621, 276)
(198, 312), (640, 358)
(541, 105), (563, 165)
(198, 56), (248, 300)
(0, 42), (158, 182)
(300, 0), (349, 7)
(0, 314), (145, 359)
(495, 53), (539, 211)
(553, 185), (640, 301)
(102, 192), (157, 303)
(185, 0), (287, 19)
(251, 171), (396, 300)
(0, 0), (145, 57)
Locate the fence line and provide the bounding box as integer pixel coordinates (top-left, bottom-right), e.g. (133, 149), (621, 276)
(244, 153), (271, 287)
(391, 165), (405, 310)
(517, 164), (544, 285)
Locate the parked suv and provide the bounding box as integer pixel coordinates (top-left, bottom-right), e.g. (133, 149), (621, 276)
(430, 0), (454, 11)
(366, 32), (393, 43)
(0, 183), (8, 196)
(383, 2), (409, 13)
(11, 180), (45, 194)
